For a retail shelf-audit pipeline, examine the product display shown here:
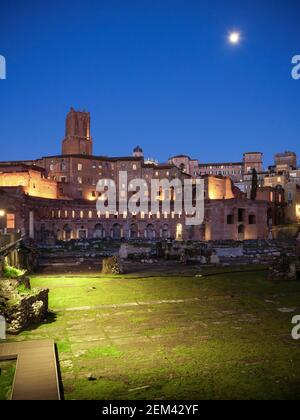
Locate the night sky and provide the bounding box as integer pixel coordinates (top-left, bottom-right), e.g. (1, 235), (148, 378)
(0, 0), (300, 166)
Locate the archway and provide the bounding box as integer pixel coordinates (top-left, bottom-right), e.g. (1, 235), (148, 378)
(161, 224), (169, 239)
(187, 225), (195, 240)
(112, 223), (121, 239)
(129, 223), (138, 239)
(63, 224), (72, 241)
(176, 223), (183, 240)
(145, 224), (155, 240)
(94, 223), (104, 239)
(78, 226), (88, 240)
(238, 224), (245, 241)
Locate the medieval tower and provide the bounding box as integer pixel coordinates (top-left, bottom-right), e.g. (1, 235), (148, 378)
(62, 107), (93, 155)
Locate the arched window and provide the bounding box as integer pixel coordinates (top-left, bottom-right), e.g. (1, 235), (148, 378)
(248, 215), (256, 225)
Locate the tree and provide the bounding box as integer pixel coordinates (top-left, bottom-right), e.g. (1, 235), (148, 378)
(250, 168), (258, 200)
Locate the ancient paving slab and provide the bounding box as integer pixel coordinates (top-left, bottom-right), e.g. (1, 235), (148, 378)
(54, 297), (202, 312)
(0, 339), (60, 400)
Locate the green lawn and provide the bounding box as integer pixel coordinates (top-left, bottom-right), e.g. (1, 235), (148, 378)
(4, 267), (300, 400)
(0, 361), (16, 400)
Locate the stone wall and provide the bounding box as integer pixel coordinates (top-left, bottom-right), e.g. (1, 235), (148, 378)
(119, 243), (151, 259)
(2, 288), (49, 334)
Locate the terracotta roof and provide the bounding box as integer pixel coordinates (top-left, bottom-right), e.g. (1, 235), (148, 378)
(0, 162), (46, 173)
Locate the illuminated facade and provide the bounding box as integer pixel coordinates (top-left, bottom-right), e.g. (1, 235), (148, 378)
(0, 108), (272, 242)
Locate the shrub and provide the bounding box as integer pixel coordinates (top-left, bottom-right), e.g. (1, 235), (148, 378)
(3, 263), (26, 279)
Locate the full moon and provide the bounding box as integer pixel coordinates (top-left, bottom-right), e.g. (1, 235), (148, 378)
(229, 32), (241, 44)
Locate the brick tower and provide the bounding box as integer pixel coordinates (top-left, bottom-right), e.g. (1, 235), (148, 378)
(62, 108), (93, 155)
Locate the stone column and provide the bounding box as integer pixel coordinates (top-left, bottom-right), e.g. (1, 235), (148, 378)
(29, 210), (34, 239)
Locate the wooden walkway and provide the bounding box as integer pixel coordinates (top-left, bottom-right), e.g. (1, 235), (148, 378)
(0, 340), (60, 400)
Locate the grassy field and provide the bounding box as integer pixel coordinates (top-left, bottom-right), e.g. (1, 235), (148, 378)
(3, 265), (300, 400)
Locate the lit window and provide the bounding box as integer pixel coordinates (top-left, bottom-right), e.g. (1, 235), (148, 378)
(80, 211), (84, 218)
(78, 163), (83, 171)
(133, 164), (137, 170)
(78, 177), (82, 184)
(88, 211), (92, 219)
(72, 210), (75, 218)
(6, 213), (15, 229)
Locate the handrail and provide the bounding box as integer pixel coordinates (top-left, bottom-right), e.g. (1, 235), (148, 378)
(0, 233), (22, 252)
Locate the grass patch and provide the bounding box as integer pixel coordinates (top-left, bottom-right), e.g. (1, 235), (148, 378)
(84, 345), (122, 359)
(0, 360), (16, 400)
(57, 338), (72, 354)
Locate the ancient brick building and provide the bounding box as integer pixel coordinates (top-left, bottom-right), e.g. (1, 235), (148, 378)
(0, 108), (272, 242)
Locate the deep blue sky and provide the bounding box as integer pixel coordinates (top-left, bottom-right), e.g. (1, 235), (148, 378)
(1, 0), (300, 167)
